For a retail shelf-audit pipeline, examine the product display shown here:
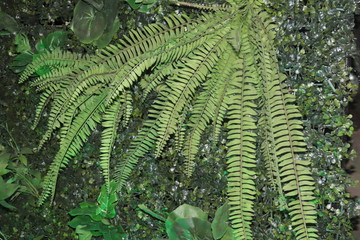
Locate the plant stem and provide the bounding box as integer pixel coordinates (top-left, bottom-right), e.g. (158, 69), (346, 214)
(168, 0), (232, 11)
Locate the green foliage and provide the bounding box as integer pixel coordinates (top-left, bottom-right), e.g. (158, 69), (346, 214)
(139, 202), (233, 240)
(0, 9), (18, 35)
(71, 0), (121, 48)
(0, 125), (41, 209)
(68, 181), (126, 239)
(125, 0), (157, 12)
(20, 0), (357, 238)
(260, 0), (357, 239)
(10, 30), (68, 74)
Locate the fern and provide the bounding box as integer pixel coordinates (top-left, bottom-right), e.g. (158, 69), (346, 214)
(20, 0), (319, 238)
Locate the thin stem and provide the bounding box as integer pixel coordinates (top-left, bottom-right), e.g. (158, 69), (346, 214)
(168, 0), (232, 11)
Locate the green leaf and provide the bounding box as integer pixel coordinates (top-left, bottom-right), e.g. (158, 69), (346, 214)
(167, 204), (208, 223)
(71, 0), (107, 43)
(219, 227), (234, 240)
(0, 200), (16, 210)
(96, 181), (118, 218)
(14, 33), (31, 53)
(166, 217), (212, 240)
(212, 202), (230, 239)
(20, 147), (33, 155)
(10, 52), (33, 73)
(125, 0), (156, 12)
(93, 16), (120, 48)
(75, 225), (93, 240)
(42, 31), (68, 51)
(69, 202), (97, 215)
(18, 155), (27, 166)
(32, 53), (51, 76)
(138, 204), (166, 222)
(0, 11), (19, 33)
(0, 177), (19, 201)
(68, 215), (94, 229)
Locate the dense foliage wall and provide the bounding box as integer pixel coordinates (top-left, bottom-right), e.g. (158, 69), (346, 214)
(0, 0), (359, 239)
(258, 0), (357, 239)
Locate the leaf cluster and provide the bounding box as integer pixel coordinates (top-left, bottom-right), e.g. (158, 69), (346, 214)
(19, 0), (319, 239)
(139, 202), (233, 240)
(68, 181), (126, 240)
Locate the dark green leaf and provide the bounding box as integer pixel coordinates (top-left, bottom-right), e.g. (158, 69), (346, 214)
(211, 202), (230, 239)
(0, 11), (18, 33)
(43, 31), (68, 51)
(0, 177), (19, 201)
(71, 0), (107, 43)
(9, 52), (33, 73)
(167, 204), (208, 224)
(166, 217), (212, 240)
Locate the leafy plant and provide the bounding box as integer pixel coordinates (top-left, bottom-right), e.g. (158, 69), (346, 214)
(68, 181), (126, 240)
(0, 8), (68, 74)
(0, 125), (41, 209)
(139, 202), (233, 240)
(10, 30), (68, 74)
(19, 0), (318, 239)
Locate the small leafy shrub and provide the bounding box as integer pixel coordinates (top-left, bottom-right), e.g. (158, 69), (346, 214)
(68, 181), (127, 239)
(10, 30), (68, 75)
(0, 125), (41, 209)
(0, 8), (68, 75)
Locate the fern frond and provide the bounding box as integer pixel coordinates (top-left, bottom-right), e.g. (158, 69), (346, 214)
(100, 99), (123, 190)
(255, 9), (318, 239)
(38, 91), (107, 205)
(183, 47), (235, 176)
(20, 49), (92, 83)
(154, 30), (230, 157)
(35, 86), (73, 150)
(114, 118), (159, 190)
(169, 0), (232, 11)
(140, 62), (174, 102)
(30, 67), (74, 91)
(121, 90), (133, 127)
(226, 55), (258, 239)
(31, 85), (60, 130)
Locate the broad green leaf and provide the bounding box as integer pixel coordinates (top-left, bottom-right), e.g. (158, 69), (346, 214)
(94, 16), (120, 48)
(10, 52), (33, 74)
(0, 177), (19, 201)
(0, 11), (18, 33)
(0, 200), (16, 210)
(71, 0), (107, 43)
(14, 33), (31, 53)
(138, 204), (166, 222)
(18, 154), (27, 166)
(75, 225), (93, 240)
(166, 217), (212, 240)
(167, 204), (208, 223)
(212, 202), (230, 239)
(42, 31), (68, 51)
(96, 181), (118, 218)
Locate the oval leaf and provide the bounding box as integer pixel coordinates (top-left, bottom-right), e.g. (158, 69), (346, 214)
(71, 1), (107, 43)
(212, 202), (230, 239)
